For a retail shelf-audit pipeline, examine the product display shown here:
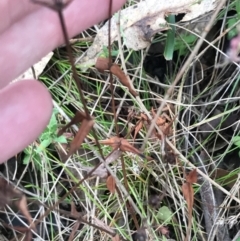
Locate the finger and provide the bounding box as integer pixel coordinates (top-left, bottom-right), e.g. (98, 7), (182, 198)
(0, 0), (39, 34)
(0, 0), (126, 88)
(0, 80), (52, 163)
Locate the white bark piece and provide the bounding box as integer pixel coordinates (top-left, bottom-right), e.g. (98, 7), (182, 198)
(78, 0), (219, 70)
(13, 52), (53, 82)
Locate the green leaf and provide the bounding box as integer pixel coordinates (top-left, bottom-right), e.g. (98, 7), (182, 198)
(54, 135), (67, 143)
(48, 109), (58, 131)
(227, 17), (239, 40)
(164, 15), (175, 60)
(157, 206), (172, 223)
(175, 34), (197, 55)
(40, 131), (50, 141)
(236, 1), (240, 18)
(36, 139), (52, 153)
(39, 108), (59, 142)
(233, 136), (240, 147)
(99, 46), (119, 58)
(23, 154), (31, 165)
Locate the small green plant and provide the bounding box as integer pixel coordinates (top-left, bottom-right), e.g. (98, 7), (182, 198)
(164, 15), (198, 58)
(232, 135), (240, 157)
(23, 108), (67, 168)
(100, 45), (119, 58)
(227, 1), (240, 39)
(164, 15), (176, 60)
(174, 33), (197, 56)
(157, 206), (173, 224)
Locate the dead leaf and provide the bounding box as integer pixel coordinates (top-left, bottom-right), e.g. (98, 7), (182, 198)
(110, 64), (138, 97)
(68, 202), (81, 241)
(133, 120), (143, 140)
(58, 111), (94, 159)
(68, 221), (80, 241)
(99, 137), (143, 157)
(95, 57), (138, 97)
(106, 175), (116, 194)
(157, 225), (169, 236)
(95, 57), (109, 72)
(151, 108), (166, 126)
(186, 169), (197, 183)
(0, 178), (35, 241)
(141, 113), (148, 119)
(156, 117), (166, 126)
(0, 178), (21, 208)
(182, 169), (197, 216)
(112, 234), (120, 241)
(182, 182), (194, 218)
(58, 111), (87, 136)
(68, 117), (94, 157)
(78, 0), (219, 69)
(16, 195), (36, 231)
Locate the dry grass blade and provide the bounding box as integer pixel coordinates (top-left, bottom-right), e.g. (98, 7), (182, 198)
(210, 168), (238, 189)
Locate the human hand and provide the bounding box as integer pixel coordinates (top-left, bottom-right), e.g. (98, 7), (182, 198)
(0, 0), (126, 163)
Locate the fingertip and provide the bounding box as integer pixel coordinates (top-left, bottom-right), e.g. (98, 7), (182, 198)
(0, 80), (52, 163)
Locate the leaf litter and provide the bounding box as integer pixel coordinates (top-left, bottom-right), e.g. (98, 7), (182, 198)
(0, 177), (35, 241)
(78, 0), (220, 69)
(4, 0), (236, 239)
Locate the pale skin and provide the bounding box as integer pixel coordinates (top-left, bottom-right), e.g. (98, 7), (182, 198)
(0, 0), (126, 163)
